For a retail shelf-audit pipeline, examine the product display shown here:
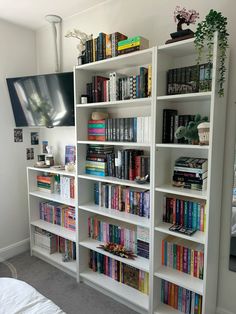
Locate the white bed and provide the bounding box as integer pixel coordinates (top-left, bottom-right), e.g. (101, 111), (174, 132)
(0, 278), (65, 314)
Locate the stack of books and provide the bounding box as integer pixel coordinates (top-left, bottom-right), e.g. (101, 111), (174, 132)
(88, 119), (106, 141)
(161, 280), (202, 313)
(83, 32), (127, 64)
(94, 182), (150, 218)
(86, 145), (114, 177)
(37, 175), (54, 193)
(162, 109), (196, 144)
(117, 36), (149, 55)
(163, 197), (206, 232)
(85, 66), (152, 103)
(89, 250), (149, 294)
(162, 235), (204, 279)
(39, 201), (76, 231)
(137, 226), (150, 259)
(172, 157), (208, 191)
(34, 227), (57, 254)
(167, 63), (212, 95)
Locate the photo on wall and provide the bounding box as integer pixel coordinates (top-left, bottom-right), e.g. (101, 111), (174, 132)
(31, 132), (39, 145)
(42, 140), (48, 154)
(14, 128), (23, 142)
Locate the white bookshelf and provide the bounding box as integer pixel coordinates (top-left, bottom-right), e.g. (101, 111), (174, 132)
(151, 33), (228, 314)
(26, 33), (227, 314)
(75, 47), (156, 314)
(27, 167), (79, 279)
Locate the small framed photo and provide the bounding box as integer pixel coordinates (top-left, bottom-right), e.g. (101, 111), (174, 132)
(42, 141), (48, 154)
(14, 128), (23, 142)
(31, 132), (39, 145)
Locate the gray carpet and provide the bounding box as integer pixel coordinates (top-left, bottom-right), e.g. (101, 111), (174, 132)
(0, 252), (137, 314)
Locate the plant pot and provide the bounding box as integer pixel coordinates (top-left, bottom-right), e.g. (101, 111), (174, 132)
(170, 29), (194, 39)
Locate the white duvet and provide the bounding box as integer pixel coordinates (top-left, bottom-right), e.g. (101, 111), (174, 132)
(0, 278), (65, 314)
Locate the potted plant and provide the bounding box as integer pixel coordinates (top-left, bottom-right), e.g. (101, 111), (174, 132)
(194, 10), (229, 96)
(166, 6), (199, 44)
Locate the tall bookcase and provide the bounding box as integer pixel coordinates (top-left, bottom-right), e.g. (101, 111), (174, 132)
(151, 32), (228, 314)
(74, 47), (157, 314)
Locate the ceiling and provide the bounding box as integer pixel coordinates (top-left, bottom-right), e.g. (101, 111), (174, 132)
(0, 0), (106, 30)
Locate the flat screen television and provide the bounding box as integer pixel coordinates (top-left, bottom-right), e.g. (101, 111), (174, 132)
(6, 72), (74, 127)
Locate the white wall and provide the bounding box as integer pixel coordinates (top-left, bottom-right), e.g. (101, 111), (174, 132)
(0, 19), (37, 257)
(35, 1), (236, 313)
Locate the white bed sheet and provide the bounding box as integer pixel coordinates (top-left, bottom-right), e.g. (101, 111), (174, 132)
(0, 278), (65, 314)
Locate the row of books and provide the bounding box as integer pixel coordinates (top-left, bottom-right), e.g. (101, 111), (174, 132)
(167, 63), (212, 95)
(34, 227), (76, 259)
(161, 280), (202, 314)
(172, 157), (208, 191)
(162, 110), (196, 144)
(82, 33), (149, 64)
(86, 145), (150, 181)
(60, 176), (75, 199)
(88, 117), (151, 143)
(89, 250), (149, 294)
(94, 182), (150, 218)
(39, 201), (76, 231)
(163, 197), (206, 232)
(88, 216), (149, 256)
(37, 175), (54, 193)
(83, 32), (127, 64)
(162, 236), (204, 279)
(85, 67), (151, 104)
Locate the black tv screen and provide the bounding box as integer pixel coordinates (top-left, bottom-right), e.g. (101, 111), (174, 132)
(6, 72), (74, 127)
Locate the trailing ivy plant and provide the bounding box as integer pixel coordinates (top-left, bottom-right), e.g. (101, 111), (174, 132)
(194, 10), (229, 97)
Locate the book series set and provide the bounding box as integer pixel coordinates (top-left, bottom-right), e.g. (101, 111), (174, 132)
(39, 201), (76, 231)
(89, 250), (149, 294)
(88, 117), (151, 143)
(94, 182), (150, 218)
(85, 65), (152, 103)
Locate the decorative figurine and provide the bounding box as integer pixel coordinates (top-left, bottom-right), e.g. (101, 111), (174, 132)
(166, 6), (199, 44)
(65, 29), (92, 64)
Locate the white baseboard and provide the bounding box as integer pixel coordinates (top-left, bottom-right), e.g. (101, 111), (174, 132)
(216, 307), (235, 314)
(0, 238), (30, 261)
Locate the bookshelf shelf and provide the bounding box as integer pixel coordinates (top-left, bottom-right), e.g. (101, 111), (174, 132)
(75, 47), (154, 72)
(29, 190), (76, 207)
(31, 220), (76, 242)
(80, 238), (149, 272)
(77, 140), (151, 147)
(76, 97), (152, 109)
(156, 143), (209, 150)
(79, 202), (150, 228)
(27, 166), (75, 177)
(158, 37), (203, 57)
(80, 270), (149, 311)
(32, 246), (77, 277)
(154, 304), (182, 314)
(155, 222), (205, 245)
(157, 92), (212, 102)
(154, 266), (204, 295)
(155, 185), (207, 200)
(78, 174), (151, 189)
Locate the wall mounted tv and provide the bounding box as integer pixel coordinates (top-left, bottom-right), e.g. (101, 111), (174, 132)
(6, 72), (74, 127)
